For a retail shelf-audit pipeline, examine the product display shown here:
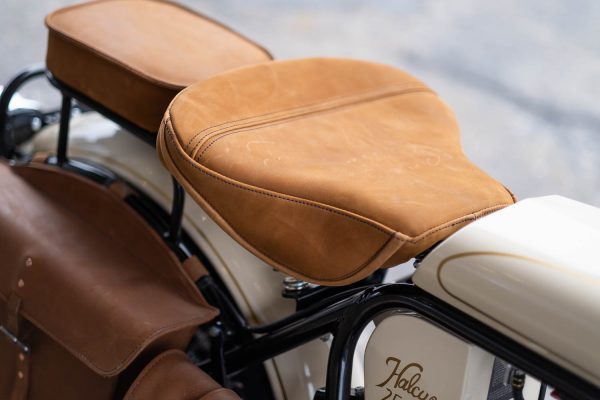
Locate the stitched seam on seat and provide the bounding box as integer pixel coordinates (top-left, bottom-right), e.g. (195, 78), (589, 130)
(190, 82), (433, 158)
(168, 119), (513, 244)
(163, 121), (512, 281)
(186, 82), (433, 154)
(185, 81), (433, 150)
(46, 0), (273, 61)
(165, 121), (393, 236)
(48, 29), (186, 91)
(164, 121), (401, 282)
(197, 89), (434, 160)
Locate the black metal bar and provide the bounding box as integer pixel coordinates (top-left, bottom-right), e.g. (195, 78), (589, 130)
(206, 292), (352, 373)
(166, 177), (185, 246)
(208, 322), (229, 387)
(538, 383), (548, 400)
(325, 292), (376, 400)
(0, 65), (46, 158)
(323, 285), (600, 400)
(246, 286), (366, 334)
(56, 95), (72, 164)
(46, 73), (156, 147)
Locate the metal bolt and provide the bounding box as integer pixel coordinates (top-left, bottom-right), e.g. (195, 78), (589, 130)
(511, 369), (526, 389)
(18, 353), (25, 362)
(30, 117), (42, 131)
(17, 279), (24, 288)
(283, 276), (309, 292)
(207, 324), (222, 338)
(25, 257), (33, 267)
(17, 371), (23, 379)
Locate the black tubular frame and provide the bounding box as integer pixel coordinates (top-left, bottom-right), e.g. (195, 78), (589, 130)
(216, 283), (599, 400)
(2, 65), (599, 400)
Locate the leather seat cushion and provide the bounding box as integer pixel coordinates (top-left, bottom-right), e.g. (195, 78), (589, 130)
(157, 58), (515, 286)
(124, 350), (239, 400)
(45, 0), (272, 133)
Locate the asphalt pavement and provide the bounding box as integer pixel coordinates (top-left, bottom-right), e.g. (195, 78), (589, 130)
(1, 0), (599, 205)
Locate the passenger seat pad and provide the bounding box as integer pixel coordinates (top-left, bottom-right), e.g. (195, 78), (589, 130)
(45, 0), (272, 133)
(157, 58), (516, 286)
(124, 350), (240, 400)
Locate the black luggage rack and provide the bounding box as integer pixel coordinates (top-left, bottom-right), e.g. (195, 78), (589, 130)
(0, 65), (185, 249)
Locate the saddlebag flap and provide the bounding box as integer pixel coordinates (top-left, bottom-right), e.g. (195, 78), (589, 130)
(124, 350), (239, 400)
(0, 160), (218, 399)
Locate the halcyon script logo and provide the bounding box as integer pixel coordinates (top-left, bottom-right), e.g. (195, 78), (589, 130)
(376, 357), (439, 400)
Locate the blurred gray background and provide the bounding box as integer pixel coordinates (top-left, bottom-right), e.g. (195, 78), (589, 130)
(1, 0), (599, 205)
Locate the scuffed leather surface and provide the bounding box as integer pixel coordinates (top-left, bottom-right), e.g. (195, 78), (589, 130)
(0, 161), (218, 385)
(45, 0), (272, 132)
(158, 58), (515, 285)
(124, 350), (240, 400)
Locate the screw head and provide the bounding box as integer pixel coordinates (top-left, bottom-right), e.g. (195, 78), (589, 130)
(17, 279), (24, 288)
(30, 117), (42, 131)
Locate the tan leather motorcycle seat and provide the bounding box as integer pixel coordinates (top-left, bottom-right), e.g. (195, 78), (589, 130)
(157, 58), (515, 286)
(45, 0), (272, 134)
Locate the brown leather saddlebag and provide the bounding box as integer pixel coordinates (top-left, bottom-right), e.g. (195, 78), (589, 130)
(124, 350), (239, 400)
(0, 160), (218, 400)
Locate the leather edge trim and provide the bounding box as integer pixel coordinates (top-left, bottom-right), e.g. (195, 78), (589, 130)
(0, 288), (212, 377)
(123, 349), (186, 400)
(201, 388), (241, 400)
(162, 117), (399, 237)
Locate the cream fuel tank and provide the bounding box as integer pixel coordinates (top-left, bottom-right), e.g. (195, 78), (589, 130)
(28, 113), (600, 399)
(413, 195), (600, 388)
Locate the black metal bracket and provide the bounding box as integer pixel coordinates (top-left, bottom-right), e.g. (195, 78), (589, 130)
(0, 64), (47, 158)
